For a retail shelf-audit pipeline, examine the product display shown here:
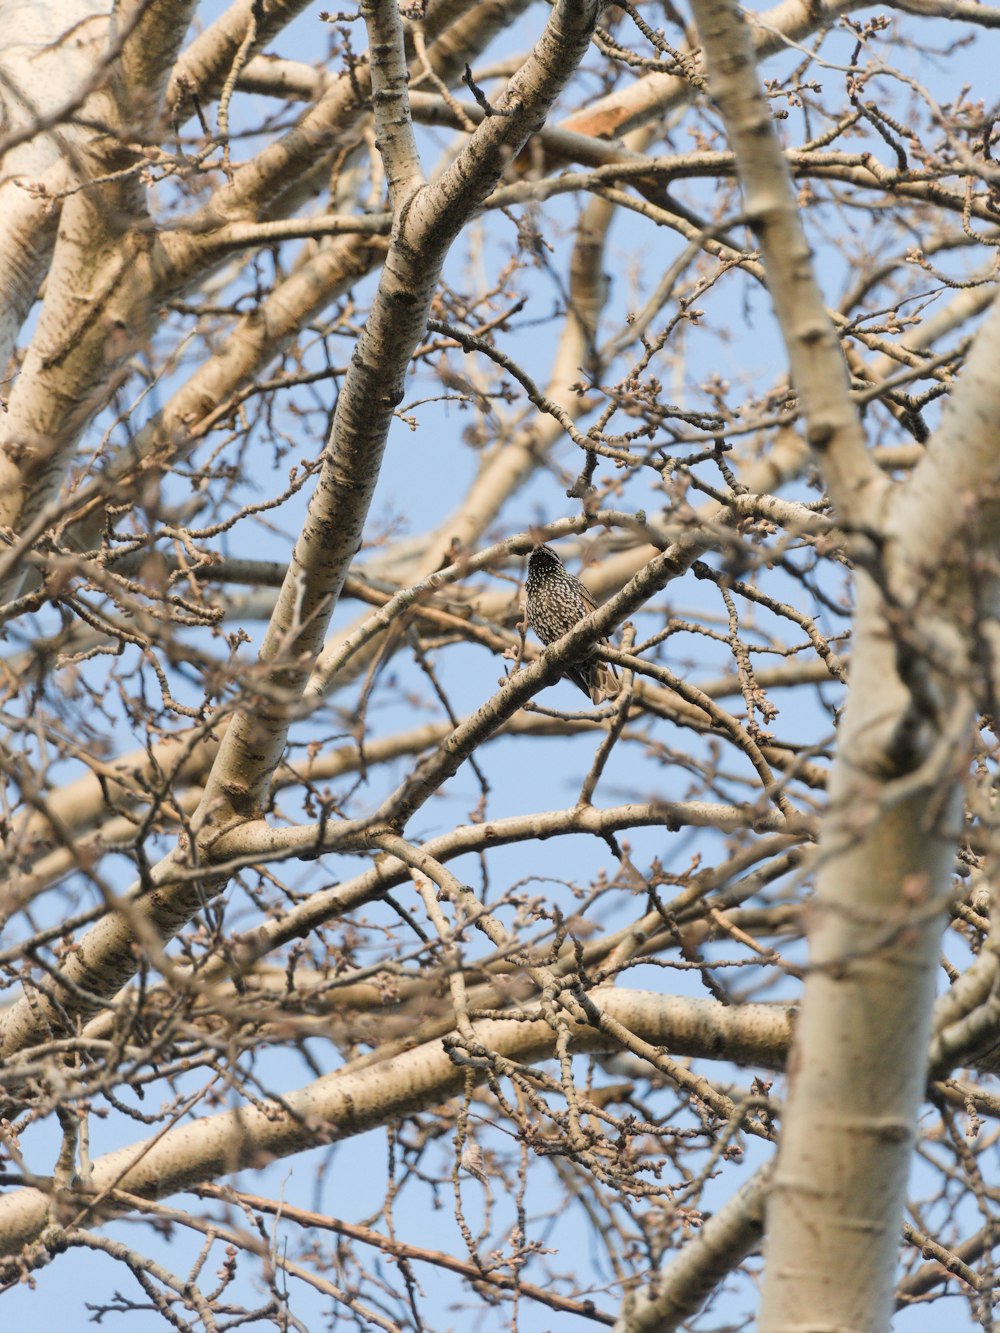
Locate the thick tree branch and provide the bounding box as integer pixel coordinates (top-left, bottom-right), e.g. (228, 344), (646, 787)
(689, 0), (885, 528)
(0, 990), (791, 1258)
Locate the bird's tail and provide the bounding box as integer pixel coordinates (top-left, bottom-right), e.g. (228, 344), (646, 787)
(590, 661), (621, 704)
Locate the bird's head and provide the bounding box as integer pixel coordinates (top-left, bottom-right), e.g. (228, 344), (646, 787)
(528, 543), (563, 570)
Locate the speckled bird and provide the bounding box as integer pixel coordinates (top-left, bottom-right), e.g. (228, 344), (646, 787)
(525, 544), (620, 704)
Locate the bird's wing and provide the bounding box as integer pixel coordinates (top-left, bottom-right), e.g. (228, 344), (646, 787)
(577, 578), (598, 614)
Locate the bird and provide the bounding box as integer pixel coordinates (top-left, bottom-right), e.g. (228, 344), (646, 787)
(524, 544), (621, 704)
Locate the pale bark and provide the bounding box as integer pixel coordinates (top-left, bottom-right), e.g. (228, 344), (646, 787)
(689, 0), (883, 529)
(165, 0), (316, 113)
(0, 0), (608, 1060)
(757, 308), (1000, 1333)
(0, 0), (197, 539)
(194, 0), (607, 826)
(0, 0), (997, 1323)
(564, 0), (999, 142)
(0, 0), (514, 580)
(615, 1167), (770, 1333)
(0, 1), (108, 370)
(0, 990), (791, 1258)
(564, 0), (863, 140)
(685, 2), (1000, 1329)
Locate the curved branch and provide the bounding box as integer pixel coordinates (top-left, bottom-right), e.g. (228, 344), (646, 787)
(0, 990), (792, 1258)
